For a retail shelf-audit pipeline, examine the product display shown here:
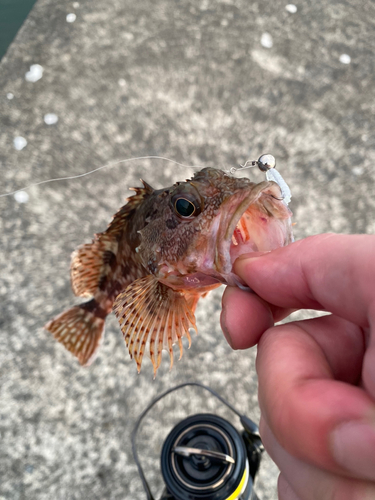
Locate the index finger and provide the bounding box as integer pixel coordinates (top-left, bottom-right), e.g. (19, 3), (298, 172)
(234, 233), (375, 328)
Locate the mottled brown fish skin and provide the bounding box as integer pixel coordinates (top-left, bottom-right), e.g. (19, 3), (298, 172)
(45, 180), (156, 366)
(44, 167), (293, 374)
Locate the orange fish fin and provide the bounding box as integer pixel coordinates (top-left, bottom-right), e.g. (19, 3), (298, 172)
(71, 234), (118, 297)
(113, 275), (197, 377)
(184, 283), (221, 313)
(184, 293), (201, 314)
(44, 299), (106, 366)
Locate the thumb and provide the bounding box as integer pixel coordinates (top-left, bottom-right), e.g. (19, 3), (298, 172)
(234, 233), (375, 328)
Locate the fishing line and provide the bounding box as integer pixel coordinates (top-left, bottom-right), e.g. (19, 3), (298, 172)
(0, 155), (204, 199)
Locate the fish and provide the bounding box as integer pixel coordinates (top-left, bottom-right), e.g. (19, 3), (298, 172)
(44, 167), (293, 375)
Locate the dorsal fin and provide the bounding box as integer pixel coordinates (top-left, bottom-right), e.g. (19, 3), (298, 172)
(71, 234), (118, 297)
(106, 183), (153, 237)
(140, 179), (154, 193)
(71, 182), (152, 297)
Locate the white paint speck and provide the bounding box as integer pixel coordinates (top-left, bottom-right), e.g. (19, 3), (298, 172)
(352, 166), (363, 176)
(6, 92), (14, 100)
(261, 33), (273, 49)
(14, 191), (29, 203)
(118, 78), (127, 87)
(44, 113), (59, 125)
(25, 64), (44, 83)
(339, 54), (351, 64)
(285, 4), (297, 13)
(66, 13), (76, 23)
(13, 136), (27, 151)
(73, 2), (80, 8)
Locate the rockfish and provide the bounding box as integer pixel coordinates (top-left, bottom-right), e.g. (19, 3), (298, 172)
(45, 167), (293, 375)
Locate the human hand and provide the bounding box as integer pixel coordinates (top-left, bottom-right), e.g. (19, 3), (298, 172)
(220, 233), (375, 499)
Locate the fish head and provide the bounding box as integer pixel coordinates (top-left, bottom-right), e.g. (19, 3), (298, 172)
(138, 167), (293, 288)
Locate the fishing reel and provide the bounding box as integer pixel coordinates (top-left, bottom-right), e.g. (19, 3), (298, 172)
(133, 382), (264, 500)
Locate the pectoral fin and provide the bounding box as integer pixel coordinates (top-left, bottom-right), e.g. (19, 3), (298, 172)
(113, 275), (197, 376)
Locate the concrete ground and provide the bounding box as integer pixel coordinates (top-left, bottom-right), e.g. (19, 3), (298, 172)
(0, 0), (374, 499)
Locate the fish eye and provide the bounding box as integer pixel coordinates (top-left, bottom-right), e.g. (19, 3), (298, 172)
(171, 184), (203, 219)
(174, 197), (196, 218)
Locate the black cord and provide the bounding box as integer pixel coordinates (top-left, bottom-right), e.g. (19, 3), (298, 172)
(131, 381), (249, 500)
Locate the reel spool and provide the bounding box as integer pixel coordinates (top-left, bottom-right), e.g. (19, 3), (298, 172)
(132, 382), (263, 500)
(161, 414), (253, 500)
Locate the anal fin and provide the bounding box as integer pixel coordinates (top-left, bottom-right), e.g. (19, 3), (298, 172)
(113, 275), (197, 376)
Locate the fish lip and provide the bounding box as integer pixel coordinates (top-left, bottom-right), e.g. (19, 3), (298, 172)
(214, 182), (281, 279)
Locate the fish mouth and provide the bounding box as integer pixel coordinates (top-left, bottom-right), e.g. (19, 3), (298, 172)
(214, 182), (293, 286)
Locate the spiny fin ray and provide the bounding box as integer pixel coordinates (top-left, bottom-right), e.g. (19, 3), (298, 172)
(113, 275), (197, 376)
(71, 235), (118, 297)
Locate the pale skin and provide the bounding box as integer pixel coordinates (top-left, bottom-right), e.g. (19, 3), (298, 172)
(220, 233), (375, 500)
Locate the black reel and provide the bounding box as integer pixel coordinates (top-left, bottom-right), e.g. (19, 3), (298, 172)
(132, 383), (264, 500)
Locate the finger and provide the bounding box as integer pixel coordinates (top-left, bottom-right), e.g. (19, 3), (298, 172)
(261, 418), (375, 500)
(221, 290), (364, 383)
(362, 343), (375, 403)
(220, 286), (293, 349)
(257, 320), (375, 481)
(234, 233), (375, 328)
(292, 314), (365, 384)
(278, 474), (302, 500)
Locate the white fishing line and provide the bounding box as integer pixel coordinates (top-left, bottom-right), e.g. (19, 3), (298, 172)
(226, 160), (257, 174)
(0, 156), (203, 199)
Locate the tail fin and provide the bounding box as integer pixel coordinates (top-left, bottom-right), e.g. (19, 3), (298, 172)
(44, 299), (106, 366)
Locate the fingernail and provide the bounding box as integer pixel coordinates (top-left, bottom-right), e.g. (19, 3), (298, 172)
(221, 314), (233, 349)
(222, 324), (234, 348)
(331, 421), (375, 480)
(220, 302), (234, 349)
(234, 252), (270, 277)
(235, 251), (270, 262)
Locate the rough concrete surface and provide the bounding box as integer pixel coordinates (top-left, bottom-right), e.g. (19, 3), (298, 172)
(0, 0), (374, 499)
